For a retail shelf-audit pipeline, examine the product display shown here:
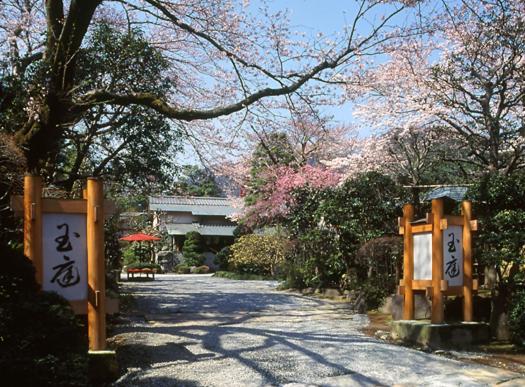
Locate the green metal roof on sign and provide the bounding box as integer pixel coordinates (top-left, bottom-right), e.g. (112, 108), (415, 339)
(422, 186), (468, 202)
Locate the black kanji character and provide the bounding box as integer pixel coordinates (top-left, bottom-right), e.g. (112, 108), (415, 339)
(51, 256), (80, 288)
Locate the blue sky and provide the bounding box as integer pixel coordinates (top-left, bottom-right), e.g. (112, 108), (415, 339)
(252, 1), (447, 133)
(181, 1), (445, 163)
(275, 0), (360, 128)
(253, 0), (416, 133)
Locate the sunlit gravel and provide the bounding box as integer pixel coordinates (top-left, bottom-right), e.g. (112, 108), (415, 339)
(111, 274), (521, 387)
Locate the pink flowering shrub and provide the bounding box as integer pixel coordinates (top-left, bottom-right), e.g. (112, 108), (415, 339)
(243, 165), (341, 226)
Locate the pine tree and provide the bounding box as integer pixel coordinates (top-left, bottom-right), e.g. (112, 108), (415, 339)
(182, 231), (205, 266)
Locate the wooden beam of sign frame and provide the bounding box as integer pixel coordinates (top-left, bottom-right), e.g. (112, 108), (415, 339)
(462, 200), (474, 322)
(24, 176), (43, 284)
(431, 199), (445, 324)
(10, 196), (115, 215)
(400, 224), (433, 235)
(402, 204), (415, 320)
(412, 224), (432, 234)
(439, 216), (478, 231)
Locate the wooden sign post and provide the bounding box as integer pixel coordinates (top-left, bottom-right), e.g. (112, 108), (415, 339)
(399, 198), (478, 323)
(24, 175), (43, 284)
(87, 178), (106, 350)
(14, 175), (109, 350)
(431, 199), (444, 323)
(402, 204), (414, 320)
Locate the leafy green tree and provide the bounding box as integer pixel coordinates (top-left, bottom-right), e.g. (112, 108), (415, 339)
(468, 171), (525, 338)
(182, 231), (205, 266)
(173, 165), (221, 197)
(509, 289), (525, 344)
(1, 23), (182, 195)
(0, 133), (25, 245)
(53, 24), (182, 194)
(468, 172), (525, 287)
(285, 172), (406, 297)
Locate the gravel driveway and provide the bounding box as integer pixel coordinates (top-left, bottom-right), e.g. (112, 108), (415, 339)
(111, 274), (523, 386)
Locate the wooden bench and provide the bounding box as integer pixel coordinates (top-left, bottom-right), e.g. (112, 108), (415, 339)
(126, 268), (156, 280)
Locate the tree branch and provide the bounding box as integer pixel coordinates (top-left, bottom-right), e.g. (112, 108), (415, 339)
(79, 56), (338, 121)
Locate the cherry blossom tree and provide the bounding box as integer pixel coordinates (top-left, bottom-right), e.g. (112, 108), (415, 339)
(348, 0), (525, 176)
(0, 0), (414, 176)
(325, 126), (464, 184)
(246, 109), (358, 166)
(212, 109), (357, 199)
(240, 164), (341, 226)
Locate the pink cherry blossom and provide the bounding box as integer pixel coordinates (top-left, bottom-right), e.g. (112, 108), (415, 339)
(241, 164), (341, 226)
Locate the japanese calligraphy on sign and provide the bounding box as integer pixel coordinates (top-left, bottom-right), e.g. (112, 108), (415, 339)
(43, 214), (87, 300)
(443, 225), (463, 286)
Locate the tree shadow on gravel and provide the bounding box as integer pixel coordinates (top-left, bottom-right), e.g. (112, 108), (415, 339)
(113, 313), (389, 386)
(113, 277), (407, 385)
(115, 372), (200, 387)
(116, 341), (215, 369)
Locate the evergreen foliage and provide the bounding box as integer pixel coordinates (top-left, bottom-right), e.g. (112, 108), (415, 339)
(0, 245), (88, 386)
(215, 246), (232, 271)
(284, 172), (406, 302)
(173, 165), (221, 197)
(468, 171), (525, 341)
(509, 289), (525, 345)
(182, 231), (205, 266)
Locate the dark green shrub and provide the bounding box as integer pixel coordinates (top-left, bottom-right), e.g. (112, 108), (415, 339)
(233, 223), (252, 238)
(214, 246), (231, 270)
(174, 264), (191, 274)
(509, 288), (525, 345)
(0, 246), (88, 386)
(182, 231), (205, 266)
(105, 213), (123, 293)
(362, 278), (392, 310)
(355, 236), (403, 307)
(292, 228), (344, 288)
(284, 172), (405, 292)
(281, 258), (307, 289)
(467, 171), (525, 337)
(0, 245), (38, 298)
(122, 244), (140, 266)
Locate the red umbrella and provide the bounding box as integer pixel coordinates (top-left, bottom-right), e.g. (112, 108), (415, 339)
(120, 233), (161, 263)
(120, 233), (161, 242)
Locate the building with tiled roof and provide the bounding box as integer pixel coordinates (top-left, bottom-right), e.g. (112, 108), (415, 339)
(149, 196), (238, 258)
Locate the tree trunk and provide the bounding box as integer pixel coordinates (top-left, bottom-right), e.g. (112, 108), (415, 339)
(15, 0), (102, 173)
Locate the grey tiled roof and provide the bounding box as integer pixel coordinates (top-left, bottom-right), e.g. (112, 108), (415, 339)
(149, 196), (236, 216)
(422, 186), (468, 202)
(165, 224), (236, 236)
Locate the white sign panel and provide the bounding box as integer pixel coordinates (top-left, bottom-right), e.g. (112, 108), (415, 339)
(413, 232), (432, 280)
(443, 225), (463, 286)
(42, 213), (87, 300)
